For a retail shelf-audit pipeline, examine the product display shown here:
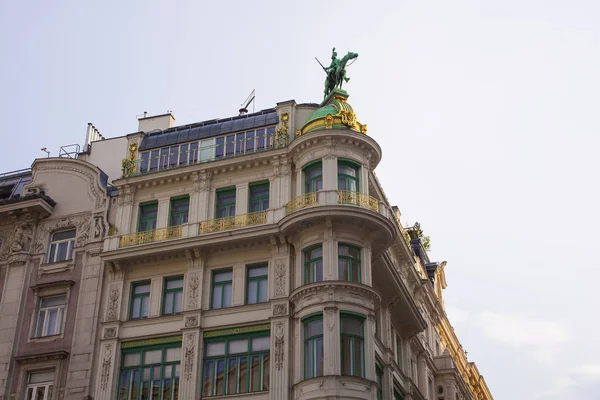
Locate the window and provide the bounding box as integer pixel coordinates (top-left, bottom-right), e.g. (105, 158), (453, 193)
(304, 162), (323, 194)
(138, 203), (158, 232)
(338, 160), (360, 191)
(246, 265), (268, 304)
(303, 245), (323, 284)
(376, 364), (384, 400)
(338, 244), (361, 283)
(340, 314), (364, 377)
(202, 334), (270, 397)
(211, 270), (232, 309)
(118, 344), (181, 400)
(249, 183), (269, 212)
(216, 189), (236, 218)
(35, 295), (66, 337)
(47, 230), (75, 263)
(130, 281), (151, 319)
(25, 370), (54, 400)
(303, 315), (323, 379)
(162, 277), (183, 315)
(394, 387), (404, 400)
(169, 197), (189, 226)
(396, 334), (402, 366)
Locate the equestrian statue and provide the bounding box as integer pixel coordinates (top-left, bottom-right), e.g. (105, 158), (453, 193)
(316, 48), (359, 99)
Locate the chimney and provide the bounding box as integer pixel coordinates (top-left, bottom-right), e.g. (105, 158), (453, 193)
(83, 123), (104, 152)
(138, 112), (175, 132)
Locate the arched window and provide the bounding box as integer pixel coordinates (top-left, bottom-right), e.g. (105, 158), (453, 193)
(303, 162), (323, 193)
(337, 160), (360, 192)
(47, 230), (75, 263)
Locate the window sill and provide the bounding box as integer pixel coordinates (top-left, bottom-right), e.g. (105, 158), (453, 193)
(204, 302), (270, 315)
(121, 314), (183, 327)
(39, 260), (74, 276)
(29, 334), (63, 343)
(202, 390), (268, 399)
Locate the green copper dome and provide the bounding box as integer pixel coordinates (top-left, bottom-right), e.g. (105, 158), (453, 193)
(297, 89), (367, 136)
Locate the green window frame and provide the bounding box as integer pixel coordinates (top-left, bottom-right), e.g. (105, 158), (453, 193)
(376, 363), (384, 400)
(169, 197), (189, 226)
(216, 188), (236, 218)
(138, 202), (158, 232)
(202, 333), (270, 397)
(246, 264), (268, 304)
(118, 343), (181, 400)
(130, 281), (151, 320)
(394, 387), (404, 400)
(162, 276), (183, 315)
(303, 314), (323, 379)
(211, 269), (232, 309)
(340, 313), (365, 377)
(337, 160), (360, 192)
(249, 182), (269, 212)
(303, 162), (323, 194)
(303, 245), (323, 284)
(338, 244), (361, 283)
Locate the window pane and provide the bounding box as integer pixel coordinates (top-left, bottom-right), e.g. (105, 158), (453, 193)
(248, 266), (268, 277)
(140, 205), (158, 219)
(47, 244), (56, 263)
(338, 164), (358, 177)
(134, 284), (151, 294)
(341, 336), (352, 375)
(353, 339), (364, 377)
(202, 360), (213, 397)
(266, 127), (275, 148)
(222, 283), (232, 307)
(227, 358), (237, 394)
(247, 280), (258, 304)
(229, 339), (248, 354)
(150, 150), (160, 171)
(252, 337), (270, 351)
(316, 337), (324, 376)
(238, 357), (248, 393)
(225, 135), (235, 156)
(212, 285), (223, 309)
(29, 370), (55, 384)
(174, 291), (183, 313)
(305, 319), (323, 337)
(52, 230), (76, 241)
(258, 279), (268, 303)
(56, 241), (68, 261)
(339, 259), (349, 281)
(236, 133), (246, 154)
(41, 296), (65, 307)
(215, 359), (225, 395)
(246, 131), (255, 152)
(165, 347), (181, 362)
(132, 297), (141, 319)
(144, 349), (162, 364)
(215, 137), (225, 158)
(179, 143), (189, 166)
(123, 352), (141, 367)
(141, 296), (149, 318)
(206, 342), (225, 357)
(36, 310), (45, 337)
(200, 139), (214, 161)
(46, 309), (58, 335)
(262, 355), (270, 390)
(214, 271), (232, 282)
(256, 128), (265, 150)
(250, 355), (260, 392)
(164, 293), (174, 314)
(166, 278), (183, 290)
(309, 247), (322, 259)
(315, 260), (323, 282)
(341, 318), (363, 336)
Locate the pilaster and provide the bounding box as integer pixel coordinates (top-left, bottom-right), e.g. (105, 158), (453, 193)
(269, 303), (290, 400)
(235, 183), (249, 215)
(185, 249), (204, 311)
(323, 306), (339, 375)
(117, 185), (135, 234)
(94, 339), (119, 400)
(156, 198), (170, 229)
(322, 154), (337, 191)
(179, 323), (201, 400)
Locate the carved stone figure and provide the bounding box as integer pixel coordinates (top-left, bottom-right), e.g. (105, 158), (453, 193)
(10, 223), (32, 253)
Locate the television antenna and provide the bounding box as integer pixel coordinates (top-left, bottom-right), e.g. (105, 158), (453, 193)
(239, 89), (255, 115)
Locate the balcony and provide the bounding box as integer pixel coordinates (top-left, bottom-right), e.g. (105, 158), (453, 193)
(337, 190), (379, 212)
(119, 225), (183, 248)
(199, 211), (267, 234)
(285, 191), (380, 216)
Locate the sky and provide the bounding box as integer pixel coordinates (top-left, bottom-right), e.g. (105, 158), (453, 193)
(1, 1), (599, 398)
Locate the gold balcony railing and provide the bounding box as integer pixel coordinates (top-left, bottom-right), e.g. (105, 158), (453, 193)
(337, 191), (379, 212)
(199, 211), (267, 234)
(119, 225), (183, 248)
(285, 192), (318, 214)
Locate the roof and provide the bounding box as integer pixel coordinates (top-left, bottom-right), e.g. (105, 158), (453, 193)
(139, 108), (279, 151)
(0, 168), (32, 200)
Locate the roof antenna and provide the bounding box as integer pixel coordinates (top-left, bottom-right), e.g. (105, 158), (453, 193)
(239, 89), (255, 116)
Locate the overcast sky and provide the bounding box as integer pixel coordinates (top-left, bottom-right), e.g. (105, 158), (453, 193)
(2, 1), (599, 398)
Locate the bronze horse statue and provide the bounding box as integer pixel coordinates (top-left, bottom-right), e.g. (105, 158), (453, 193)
(323, 51), (359, 98)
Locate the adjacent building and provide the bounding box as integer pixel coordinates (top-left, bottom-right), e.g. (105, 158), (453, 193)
(0, 83), (493, 399)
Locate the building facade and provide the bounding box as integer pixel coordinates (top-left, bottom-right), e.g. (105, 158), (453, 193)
(0, 77), (493, 399)
(0, 158), (109, 400)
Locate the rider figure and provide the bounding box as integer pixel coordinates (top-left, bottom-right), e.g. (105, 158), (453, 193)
(324, 47), (340, 96)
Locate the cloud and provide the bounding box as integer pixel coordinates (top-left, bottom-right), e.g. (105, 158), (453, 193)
(477, 311), (568, 348)
(573, 364), (600, 380)
(538, 375), (578, 398)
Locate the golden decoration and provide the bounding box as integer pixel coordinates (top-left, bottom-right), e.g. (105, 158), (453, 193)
(122, 335), (182, 349)
(337, 191), (379, 212)
(199, 211), (267, 234)
(325, 114), (334, 129)
(119, 225), (183, 248)
(285, 192), (318, 214)
(204, 323), (271, 339)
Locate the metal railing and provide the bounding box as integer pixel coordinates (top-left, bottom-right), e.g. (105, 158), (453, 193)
(199, 211), (267, 234)
(337, 191), (379, 212)
(285, 192), (318, 214)
(119, 225), (183, 248)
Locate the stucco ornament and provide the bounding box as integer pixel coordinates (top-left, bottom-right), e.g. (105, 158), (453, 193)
(187, 272), (200, 309)
(184, 333), (196, 380)
(106, 284), (121, 321)
(10, 223), (32, 253)
(185, 316), (198, 327)
(100, 343), (113, 391)
(273, 304), (287, 316)
(274, 262), (286, 296)
(34, 215), (92, 253)
(274, 322), (285, 370)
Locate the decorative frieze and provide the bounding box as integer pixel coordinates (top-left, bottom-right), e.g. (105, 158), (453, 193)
(183, 333), (197, 381)
(105, 284), (121, 321)
(187, 272), (201, 309)
(274, 261), (286, 297)
(274, 322), (285, 370)
(99, 343), (113, 391)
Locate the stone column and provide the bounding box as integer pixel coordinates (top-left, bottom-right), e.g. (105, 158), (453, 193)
(294, 163), (303, 196)
(322, 154), (337, 191)
(360, 162), (369, 195)
(149, 277), (163, 317)
(269, 304), (290, 400)
(0, 253), (28, 397)
(236, 183), (249, 215)
(364, 314), (376, 381)
(156, 198), (170, 229)
(362, 242), (373, 286)
(324, 218), (335, 281)
(323, 306), (339, 375)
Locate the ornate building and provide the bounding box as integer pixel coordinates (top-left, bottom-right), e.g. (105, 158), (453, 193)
(0, 53), (493, 400)
(0, 158), (109, 400)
